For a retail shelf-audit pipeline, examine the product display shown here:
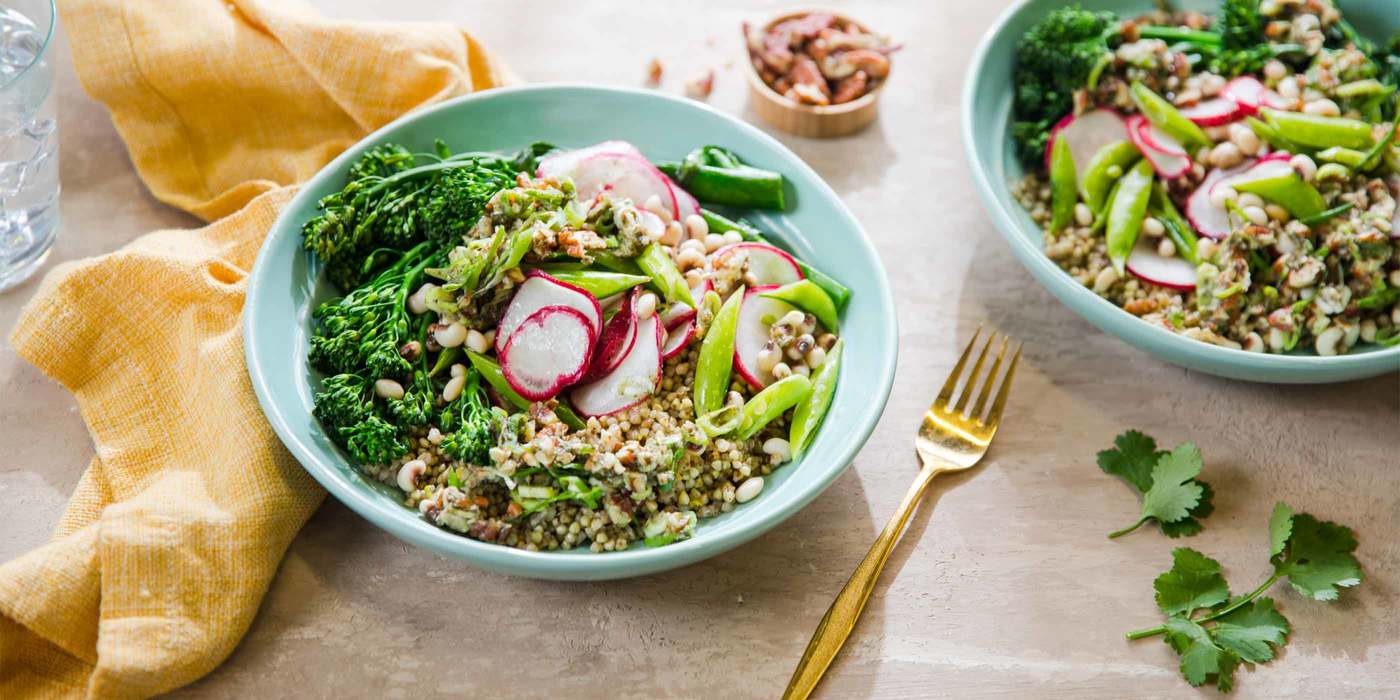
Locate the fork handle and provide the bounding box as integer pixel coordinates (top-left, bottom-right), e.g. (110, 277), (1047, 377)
(782, 464), (942, 700)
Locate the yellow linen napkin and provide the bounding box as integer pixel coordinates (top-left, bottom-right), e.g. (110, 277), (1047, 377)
(0, 1), (513, 697)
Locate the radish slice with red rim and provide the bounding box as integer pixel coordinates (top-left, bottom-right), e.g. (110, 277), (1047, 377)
(670, 178), (701, 219)
(1127, 115), (1192, 179)
(1186, 161), (1258, 239)
(1222, 76), (1292, 113)
(499, 305), (595, 401)
(661, 318), (696, 361)
(496, 271), (602, 353)
(1043, 108), (1131, 181)
(733, 285), (797, 390)
(586, 289), (638, 381)
(1178, 98), (1245, 127)
(567, 152), (678, 218)
(1126, 236), (1197, 291)
(536, 140), (641, 179)
(658, 301), (696, 330)
(570, 315), (663, 416)
(711, 242), (803, 286)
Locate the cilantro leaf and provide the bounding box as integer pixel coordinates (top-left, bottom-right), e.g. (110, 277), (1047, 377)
(1141, 443), (1205, 523)
(1160, 481), (1215, 539)
(1154, 548), (1230, 617)
(1097, 429), (1162, 492)
(1100, 432), (1213, 538)
(1164, 618), (1239, 691)
(1271, 510), (1363, 601)
(1212, 598), (1290, 664)
(1268, 502), (1293, 557)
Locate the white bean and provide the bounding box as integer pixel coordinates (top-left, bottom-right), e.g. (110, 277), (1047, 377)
(634, 292), (658, 320)
(1264, 203), (1291, 223)
(1093, 266), (1120, 293)
(374, 378), (405, 399)
(643, 194), (672, 222)
(721, 231), (743, 245)
(684, 214), (709, 240)
(1208, 142), (1244, 169)
(659, 220), (683, 246)
(408, 283), (438, 315)
(1359, 319), (1378, 343)
(735, 476), (765, 503)
(1314, 326), (1344, 356)
(771, 362), (792, 380)
(1142, 216), (1165, 237)
(676, 247), (706, 271)
(442, 374), (467, 402)
(1236, 192), (1264, 209)
(1303, 99), (1340, 117)
(396, 459), (427, 492)
(780, 309), (806, 327)
(703, 233), (726, 252)
(1074, 203), (1093, 226)
(450, 362), (467, 378)
(434, 322), (467, 348)
(1289, 154), (1317, 182)
(805, 345), (827, 369)
(427, 428), (443, 445)
(1389, 269), (1400, 287)
(1263, 59), (1287, 81)
(1243, 206), (1269, 226)
(466, 329), (490, 354)
(1157, 238), (1176, 258)
(762, 438), (792, 462)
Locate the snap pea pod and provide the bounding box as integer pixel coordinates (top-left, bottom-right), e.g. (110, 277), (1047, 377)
(1260, 108), (1373, 150)
(657, 146), (786, 210)
(1079, 140), (1139, 212)
(527, 266), (650, 298)
(761, 279), (839, 331)
(1106, 160), (1155, 274)
(1315, 162), (1351, 182)
(697, 404), (742, 438)
(591, 252), (645, 275)
(1151, 183), (1198, 265)
(735, 374), (812, 441)
(1130, 82), (1210, 149)
(636, 243), (695, 307)
(1244, 116), (1305, 153)
(466, 351), (585, 430)
(1049, 134), (1077, 232)
(789, 338), (842, 458)
(1334, 79), (1388, 99)
(700, 208), (851, 309)
(693, 287), (745, 415)
(1231, 170), (1326, 219)
(1315, 146), (1368, 168)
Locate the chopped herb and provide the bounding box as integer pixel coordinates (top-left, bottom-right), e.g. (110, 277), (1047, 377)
(1097, 431), (1214, 538)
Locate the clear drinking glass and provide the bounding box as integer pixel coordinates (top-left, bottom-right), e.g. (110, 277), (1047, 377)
(0, 0), (56, 292)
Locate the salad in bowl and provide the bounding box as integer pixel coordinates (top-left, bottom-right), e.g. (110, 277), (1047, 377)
(298, 138), (849, 553)
(1008, 1), (1399, 357)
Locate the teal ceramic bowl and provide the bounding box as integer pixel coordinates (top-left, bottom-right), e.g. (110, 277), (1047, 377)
(244, 85), (897, 580)
(963, 0), (1400, 383)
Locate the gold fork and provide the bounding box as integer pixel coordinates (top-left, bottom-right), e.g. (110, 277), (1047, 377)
(782, 329), (1022, 700)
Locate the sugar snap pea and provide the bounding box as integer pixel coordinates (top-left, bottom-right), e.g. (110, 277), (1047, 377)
(736, 374), (812, 441)
(467, 351), (585, 430)
(1261, 108), (1373, 150)
(700, 208), (851, 309)
(789, 339), (842, 458)
(528, 267), (650, 298)
(1049, 135), (1077, 232)
(1131, 82), (1210, 149)
(693, 287), (744, 415)
(1079, 140), (1140, 213)
(1106, 160), (1155, 274)
(761, 280), (839, 332)
(636, 243), (695, 308)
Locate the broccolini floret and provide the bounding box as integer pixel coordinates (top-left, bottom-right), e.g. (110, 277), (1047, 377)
(312, 373), (410, 465)
(437, 369), (498, 465)
(1011, 6), (1117, 166)
(308, 240), (436, 379)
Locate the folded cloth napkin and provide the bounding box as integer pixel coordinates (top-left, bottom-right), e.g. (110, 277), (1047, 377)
(0, 1), (513, 697)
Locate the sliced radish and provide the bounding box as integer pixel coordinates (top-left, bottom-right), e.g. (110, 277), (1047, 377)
(1222, 77), (1292, 114)
(712, 242), (803, 286)
(1186, 161), (1258, 239)
(496, 271), (602, 353)
(1178, 97), (1245, 126)
(537, 140), (641, 180)
(691, 277), (714, 300)
(661, 318), (697, 361)
(1044, 109), (1130, 181)
(586, 290), (638, 381)
(658, 301), (696, 330)
(1127, 115), (1192, 178)
(669, 178), (701, 219)
(733, 285), (797, 390)
(567, 152), (678, 218)
(570, 315), (663, 416)
(1126, 236), (1197, 291)
(499, 305), (595, 401)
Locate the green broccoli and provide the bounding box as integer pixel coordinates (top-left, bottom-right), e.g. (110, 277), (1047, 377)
(437, 369), (498, 465)
(1011, 6), (1118, 167)
(312, 373), (410, 465)
(308, 240), (437, 380)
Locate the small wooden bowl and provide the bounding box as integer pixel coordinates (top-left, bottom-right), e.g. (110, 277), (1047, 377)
(744, 9), (886, 138)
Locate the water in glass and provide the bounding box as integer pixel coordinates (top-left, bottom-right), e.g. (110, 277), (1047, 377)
(0, 2), (56, 291)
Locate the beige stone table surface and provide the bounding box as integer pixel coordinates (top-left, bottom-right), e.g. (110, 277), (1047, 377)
(3, 1), (1398, 698)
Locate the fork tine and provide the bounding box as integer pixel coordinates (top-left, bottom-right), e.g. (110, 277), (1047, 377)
(970, 336), (1009, 420)
(952, 331), (996, 414)
(984, 342), (1023, 428)
(934, 328), (981, 407)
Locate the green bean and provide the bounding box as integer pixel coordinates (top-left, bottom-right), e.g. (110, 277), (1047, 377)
(1131, 82), (1210, 149)
(467, 351), (585, 430)
(636, 243), (695, 307)
(1079, 140), (1140, 212)
(660, 146), (786, 210)
(1049, 134), (1077, 232)
(789, 339), (842, 457)
(761, 280), (839, 332)
(693, 286), (744, 415)
(1261, 108), (1373, 150)
(735, 374), (812, 440)
(1298, 202), (1355, 226)
(1106, 160), (1155, 274)
(528, 266), (650, 298)
(700, 208), (851, 309)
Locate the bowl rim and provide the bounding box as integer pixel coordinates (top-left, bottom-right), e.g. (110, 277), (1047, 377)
(960, 0), (1400, 382)
(742, 7), (887, 115)
(243, 82), (899, 579)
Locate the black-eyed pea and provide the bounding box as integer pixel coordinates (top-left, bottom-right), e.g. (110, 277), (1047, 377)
(434, 321), (467, 348)
(684, 214), (709, 240)
(396, 459), (427, 492)
(374, 378), (405, 400)
(465, 329), (490, 354)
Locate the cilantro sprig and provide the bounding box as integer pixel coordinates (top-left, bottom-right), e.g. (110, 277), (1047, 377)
(1098, 431), (1214, 538)
(1126, 503), (1364, 692)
